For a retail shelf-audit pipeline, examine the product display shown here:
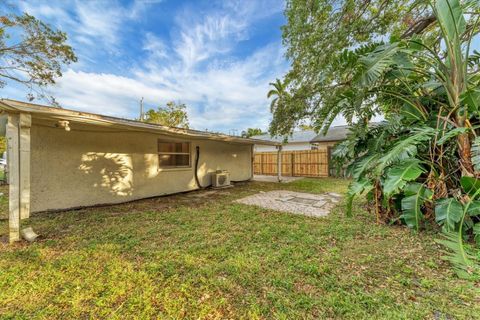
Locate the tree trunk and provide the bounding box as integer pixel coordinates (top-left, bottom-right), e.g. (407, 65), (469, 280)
(457, 131), (475, 176)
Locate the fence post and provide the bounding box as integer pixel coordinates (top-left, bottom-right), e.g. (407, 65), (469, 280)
(326, 147), (331, 177)
(277, 145), (282, 182)
(291, 153), (295, 177)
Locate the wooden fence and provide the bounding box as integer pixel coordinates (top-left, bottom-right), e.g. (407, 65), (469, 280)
(253, 150), (330, 177)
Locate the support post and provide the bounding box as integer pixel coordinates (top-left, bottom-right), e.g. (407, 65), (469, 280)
(250, 144), (254, 180)
(277, 145), (282, 182)
(19, 113), (31, 220)
(7, 114), (20, 243)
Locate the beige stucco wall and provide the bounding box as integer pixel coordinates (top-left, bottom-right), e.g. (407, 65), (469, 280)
(30, 119), (253, 212)
(315, 141), (339, 150)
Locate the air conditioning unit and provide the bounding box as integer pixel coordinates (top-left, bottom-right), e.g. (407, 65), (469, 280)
(211, 170), (231, 188)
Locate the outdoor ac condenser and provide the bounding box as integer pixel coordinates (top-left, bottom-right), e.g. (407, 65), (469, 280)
(211, 170), (231, 188)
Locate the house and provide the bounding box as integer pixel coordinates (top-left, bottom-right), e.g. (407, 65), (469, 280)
(0, 99), (278, 243)
(252, 130), (318, 152)
(310, 125), (349, 150)
(252, 125), (349, 152)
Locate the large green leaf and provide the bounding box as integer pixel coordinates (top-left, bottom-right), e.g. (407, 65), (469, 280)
(350, 154), (378, 180)
(400, 103), (427, 123)
(435, 0), (466, 41)
(400, 183), (433, 231)
(436, 127), (469, 145)
(460, 176), (480, 196)
(376, 127), (435, 173)
(345, 178), (373, 217)
(467, 200), (480, 217)
(382, 160), (425, 196)
(436, 231), (478, 279)
(461, 88), (480, 113)
(435, 198), (463, 231)
(357, 43), (401, 87)
(474, 223), (480, 245)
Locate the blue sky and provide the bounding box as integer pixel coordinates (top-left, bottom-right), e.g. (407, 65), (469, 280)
(5, 0), (288, 133)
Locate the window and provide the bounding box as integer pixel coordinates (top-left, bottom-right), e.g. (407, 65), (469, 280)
(158, 140), (191, 168)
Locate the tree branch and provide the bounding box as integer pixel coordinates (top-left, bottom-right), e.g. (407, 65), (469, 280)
(401, 14), (437, 38)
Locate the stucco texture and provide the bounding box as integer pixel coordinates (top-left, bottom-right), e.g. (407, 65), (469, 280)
(30, 119), (253, 212)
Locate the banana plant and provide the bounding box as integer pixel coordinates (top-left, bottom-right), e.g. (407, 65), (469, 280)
(335, 0), (480, 276)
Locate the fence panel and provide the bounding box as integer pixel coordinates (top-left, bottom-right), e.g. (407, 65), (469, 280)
(253, 150), (329, 177)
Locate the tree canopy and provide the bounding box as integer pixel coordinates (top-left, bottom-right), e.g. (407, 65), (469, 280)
(270, 0), (449, 136)
(0, 3), (77, 102)
(144, 101), (190, 129)
(241, 128), (264, 138)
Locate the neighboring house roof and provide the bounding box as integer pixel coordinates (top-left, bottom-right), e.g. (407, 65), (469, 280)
(251, 130), (317, 144)
(311, 125), (350, 143)
(252, 126), (350, 144)
(0, 99), (279, 146)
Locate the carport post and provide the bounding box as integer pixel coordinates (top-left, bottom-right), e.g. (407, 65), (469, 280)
(6, 112), (31, 243)
(7, 113), (20, 243)
(19, 113), (31, 220)
(277, 145), (282, 182)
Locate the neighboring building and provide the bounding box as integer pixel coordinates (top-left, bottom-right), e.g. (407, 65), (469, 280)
(252, 130), (318, 152)
(310, 125), (349, 150)
(0, 99), (278, 242)
(252, 125), (349, 152)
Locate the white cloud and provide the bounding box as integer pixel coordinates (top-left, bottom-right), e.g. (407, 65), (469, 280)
(17, 0), (156, 55)
(48, 39), (287, 131)
(10, 0), (288, 132)
(142, 33), (168, 59)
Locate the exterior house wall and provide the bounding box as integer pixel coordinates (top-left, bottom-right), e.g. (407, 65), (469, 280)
(30, 120), (252, 212)
(314, 141), (339, 150)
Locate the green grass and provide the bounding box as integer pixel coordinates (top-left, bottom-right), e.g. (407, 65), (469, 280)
(0, 178), (478, 319)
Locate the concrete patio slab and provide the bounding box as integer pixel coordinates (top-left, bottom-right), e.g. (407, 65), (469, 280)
(235, 190), (342, 217)
(252, 175), (302, 183)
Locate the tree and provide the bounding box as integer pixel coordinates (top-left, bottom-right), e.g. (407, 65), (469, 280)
(144, 101), (190, 128)
(298, 124), (313, 131)
(241, 128), (264, 138)
(270, 0), (448, 135)
(0, 4), (77, 102)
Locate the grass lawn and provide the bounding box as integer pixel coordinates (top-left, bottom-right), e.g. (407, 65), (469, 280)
(0, 179), (479, 319)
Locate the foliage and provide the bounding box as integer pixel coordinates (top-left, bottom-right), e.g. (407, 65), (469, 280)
(144, 101), (190, 128)
(271, 0), (438, 135)
(282, 0), (480, 278)
(328, 0), (480, 278)
(241, 128), (264, 138)
(0, 136), (5, 155)
(0, 3), (77, 102)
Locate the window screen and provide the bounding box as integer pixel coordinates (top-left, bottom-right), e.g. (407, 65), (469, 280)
(158, 140), (191, 168)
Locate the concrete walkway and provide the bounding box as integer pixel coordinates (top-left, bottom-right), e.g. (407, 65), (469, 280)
(253, 175), (302, 183)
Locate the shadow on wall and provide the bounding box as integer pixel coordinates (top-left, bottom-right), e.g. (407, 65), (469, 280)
(78, 152), (133, 197)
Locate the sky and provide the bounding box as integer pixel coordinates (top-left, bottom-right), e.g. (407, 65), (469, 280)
(3, 0), (288, 134)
